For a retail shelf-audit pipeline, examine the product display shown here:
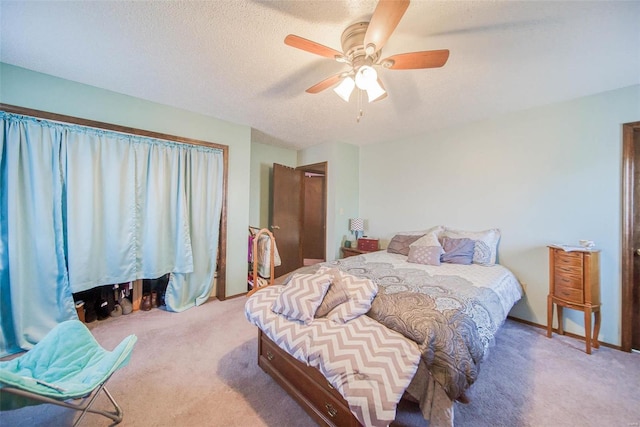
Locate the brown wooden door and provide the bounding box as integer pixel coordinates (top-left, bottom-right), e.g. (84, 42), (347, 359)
(632, 127), (640, 351)
(622, 122), (640, 352)
(272, 164), (303, 278)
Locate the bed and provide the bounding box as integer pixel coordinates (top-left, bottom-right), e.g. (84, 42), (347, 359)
(245, 227), (523, 427)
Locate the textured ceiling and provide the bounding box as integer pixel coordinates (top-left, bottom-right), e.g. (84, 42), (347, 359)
(1, 1), (639, 150)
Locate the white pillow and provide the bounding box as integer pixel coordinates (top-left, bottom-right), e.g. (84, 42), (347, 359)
(396, 225), (444, 237)
(410, 231), (443, 249)
(319, 267), (378, 323)
(442, 227), (501, 265)
(271, 273), (332, 325)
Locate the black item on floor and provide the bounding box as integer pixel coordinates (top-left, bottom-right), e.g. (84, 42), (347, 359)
(143, 274), (170, 307)
(96, 286), (111, 320)
(75, 288), (97, 323)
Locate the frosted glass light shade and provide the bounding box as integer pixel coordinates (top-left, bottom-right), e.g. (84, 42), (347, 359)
(355, 66), (378, 90)
(365, 80), (386, 102)
(333, 77), (355, 102)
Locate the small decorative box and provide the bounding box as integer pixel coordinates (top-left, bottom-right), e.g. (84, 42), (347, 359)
(357, 238), (379, 251)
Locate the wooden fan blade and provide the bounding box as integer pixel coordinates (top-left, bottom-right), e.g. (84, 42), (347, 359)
(306, 73), (343, 94)
(382, 49), (450, 70)
(285, 34), (343, 60)
(364, 0), (410, 54)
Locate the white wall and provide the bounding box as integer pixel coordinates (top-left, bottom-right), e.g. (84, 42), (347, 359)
(359, 85), (640, 346)
(0, 63), (252, 298)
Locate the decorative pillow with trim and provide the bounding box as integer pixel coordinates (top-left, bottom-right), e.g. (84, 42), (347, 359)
(322, 270), (378, 323)
(407, 228), (445, 266)
(271, 273), (332, 325)
(440, 237), (475, 265)
(443, 227), (501, 265)
(407, 245), (442, 266)
(314, 268), (351, 318)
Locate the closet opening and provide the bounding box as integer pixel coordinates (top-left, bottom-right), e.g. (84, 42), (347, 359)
(72, 275), (170, 322)
(1, 104), (229, 350)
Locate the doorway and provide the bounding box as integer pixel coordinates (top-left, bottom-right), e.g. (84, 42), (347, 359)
(621, 121), (640, 352)
(271, 162), (327, 278)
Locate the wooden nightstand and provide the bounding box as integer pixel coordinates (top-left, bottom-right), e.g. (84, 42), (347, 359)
(341, 247), (371, 258)
(546, 246), (601, 354)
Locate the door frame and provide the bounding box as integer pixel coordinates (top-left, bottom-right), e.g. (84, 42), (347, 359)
(621, 121), (640, 352)
(297, 162), (328, 263)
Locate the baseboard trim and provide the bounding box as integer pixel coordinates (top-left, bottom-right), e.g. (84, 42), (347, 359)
(507, 316), (622, 351)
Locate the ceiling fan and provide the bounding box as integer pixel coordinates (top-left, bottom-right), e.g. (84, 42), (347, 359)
(284, 0), (449, 105)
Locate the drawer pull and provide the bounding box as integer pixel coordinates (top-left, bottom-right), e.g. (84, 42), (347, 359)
(325, 403), (338, 418)
(266, 351), (274, 361)
(327, 382), (334, 390)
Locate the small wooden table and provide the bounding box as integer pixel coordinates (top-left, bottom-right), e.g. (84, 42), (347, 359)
(546, 246), (601, 354)
(341, 247), (373, 258)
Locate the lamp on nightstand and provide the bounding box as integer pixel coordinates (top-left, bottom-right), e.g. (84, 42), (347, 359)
(349, 218), (364, 240)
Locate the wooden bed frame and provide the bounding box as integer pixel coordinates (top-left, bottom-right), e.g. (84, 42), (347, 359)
(257, 329), (362, 427)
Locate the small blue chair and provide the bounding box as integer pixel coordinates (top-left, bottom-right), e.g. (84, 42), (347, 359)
(0, 320), (137, 426)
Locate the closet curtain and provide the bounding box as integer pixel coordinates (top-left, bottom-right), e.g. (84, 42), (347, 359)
(0, 112), (224, 357)
(0, 116), (75, 356)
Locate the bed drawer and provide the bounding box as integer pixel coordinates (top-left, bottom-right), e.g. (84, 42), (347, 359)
(258, 331), (360, 427)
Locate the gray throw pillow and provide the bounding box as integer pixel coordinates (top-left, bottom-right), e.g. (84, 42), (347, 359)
(387, 234), (425, 256)
(315, 268), (350, 318)
(441, 237), (475, 265)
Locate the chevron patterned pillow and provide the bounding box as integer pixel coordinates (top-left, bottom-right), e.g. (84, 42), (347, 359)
(325, 271), (378, 323)
(271, 273), (332, 325)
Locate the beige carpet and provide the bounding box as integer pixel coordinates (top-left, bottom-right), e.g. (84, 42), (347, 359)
(1, 297), (638, 426)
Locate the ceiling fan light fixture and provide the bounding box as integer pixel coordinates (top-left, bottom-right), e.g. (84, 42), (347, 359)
(365, 79), (386, 102)
(333, 76), (355, 102)
(355, 65), (378, 90)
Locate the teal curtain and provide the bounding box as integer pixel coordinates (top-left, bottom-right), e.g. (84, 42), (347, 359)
(135, 141), (194, 280)
(63, 129), (139, 291)
(0, 112), (224, 356)
(0, 115), (75, 356)
(165, 145), (223, 312)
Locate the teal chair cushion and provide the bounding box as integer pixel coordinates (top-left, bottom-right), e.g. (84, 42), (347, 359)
(0, 320), (136, 401)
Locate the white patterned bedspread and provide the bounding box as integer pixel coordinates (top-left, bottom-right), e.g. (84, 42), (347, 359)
(350, 250), (522, 322)
(245, 286), (421, 427)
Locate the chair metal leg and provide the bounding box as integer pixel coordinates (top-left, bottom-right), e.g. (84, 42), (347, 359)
(2, 376), (123, 426)
(72, 382), (123, 426)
